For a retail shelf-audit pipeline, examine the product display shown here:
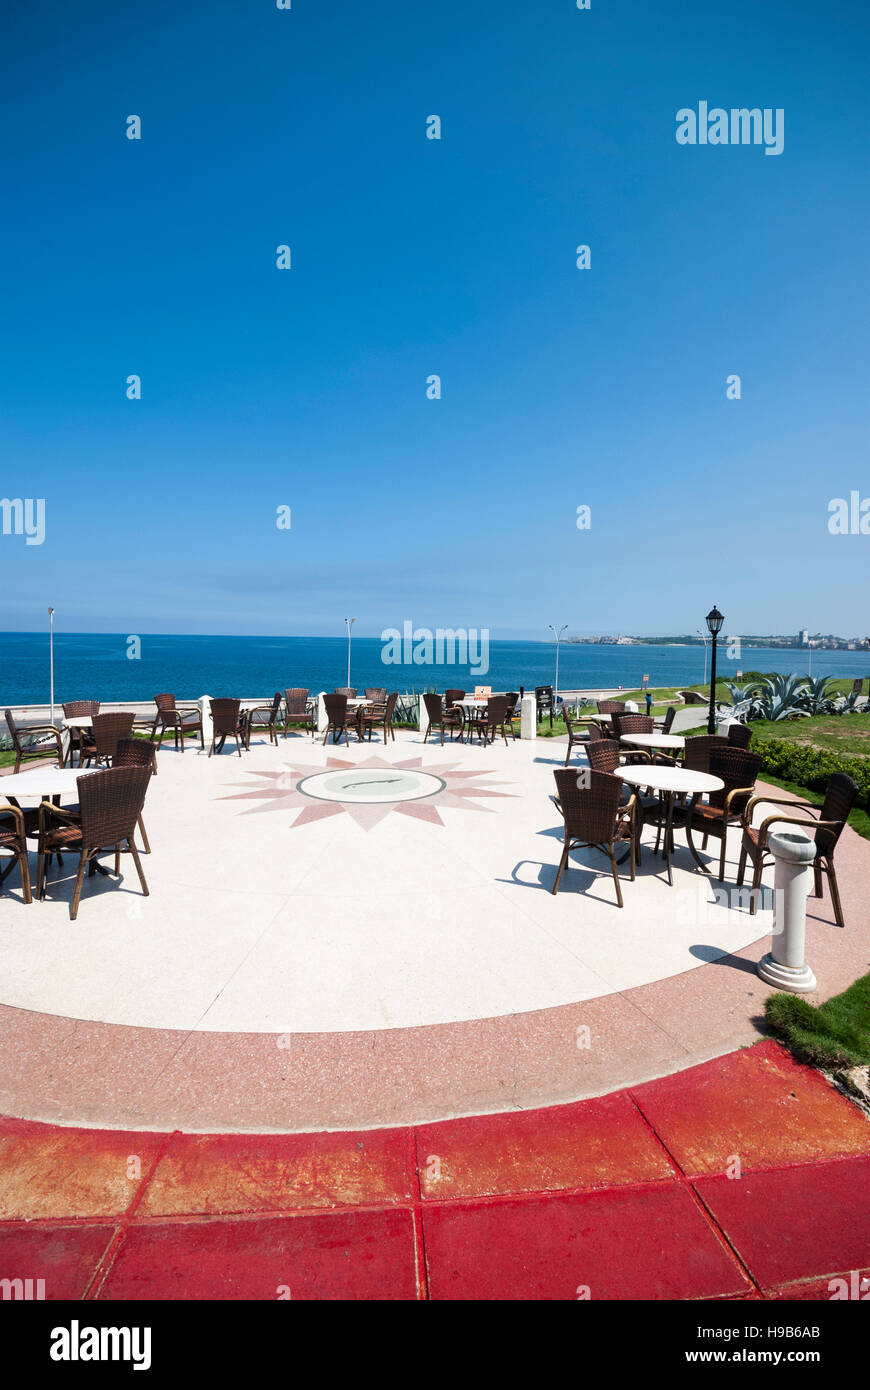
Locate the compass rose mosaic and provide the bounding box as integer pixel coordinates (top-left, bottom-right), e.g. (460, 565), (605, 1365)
(219, 754), (514, 830)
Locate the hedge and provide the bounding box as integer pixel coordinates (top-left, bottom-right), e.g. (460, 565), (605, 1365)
(751, 736), (870, 811)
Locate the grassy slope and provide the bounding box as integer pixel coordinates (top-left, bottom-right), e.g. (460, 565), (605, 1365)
(765, 973), (870, 1070)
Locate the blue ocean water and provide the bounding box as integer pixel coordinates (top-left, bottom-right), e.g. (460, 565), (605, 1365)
(2, 632), (868, 705)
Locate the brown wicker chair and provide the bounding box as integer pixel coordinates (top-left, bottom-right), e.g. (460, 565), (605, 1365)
(681, 734), (729, 775)
(323, 693), (358, 745)
(36, 766), (151, 918)
(467, 695), (510, 747)
(0, 800), (32, 904)
(62, 700), (100, 766)
(597, 700), (626, 715)
(586, 738), (658, 850)
(360, 692), (398, 744)
(152, 694), (204, 753)
(208, 699), (246, 756)
(81, 712), (135, 768)
(114, 738), (156, 853)
(503, 692), (521, 741)
(422, 692), (462, 745)
(727, 723), (752, 748)
(551, 768), (637, 906)
(562, 709), (603, 767)
(334, 687), (357, 698)
(245, 692), (284, 747)
(445, 689), (466, 706)
(283, 688), (316, 739)
(683, 746), (764, 881)
(5, 709), (64, 774)
(364, 688), (386, 702)
(654, 706), (676, 735)
(737, 773), (857, 926)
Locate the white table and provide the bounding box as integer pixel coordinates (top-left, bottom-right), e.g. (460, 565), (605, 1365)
(0, 767), (100, 799)
(617, 764), (724, 886)
(621, 733), (685, 754)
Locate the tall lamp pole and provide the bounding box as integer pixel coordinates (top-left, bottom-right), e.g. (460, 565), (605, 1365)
(344, 617), (356, 689)
(705, 605), (724, 735)
(48, 607), (55, 725)
(549, 624), (567, 701)
(697, 628), (709, 686)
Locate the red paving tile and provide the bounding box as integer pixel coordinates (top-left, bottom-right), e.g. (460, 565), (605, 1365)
(631, 1041), (870, 1176)
(141, 1127), (412, 1216)
(423, 1184), (750, 1300)
(0, 1223), (115, 1300)
(695, 1156), (870, 1291)
(97, 1210), (419, 1300)
(0, 1116), (166, 1220)
(417, 1091), (673, 1199)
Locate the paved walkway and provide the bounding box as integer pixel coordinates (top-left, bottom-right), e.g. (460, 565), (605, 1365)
(2, 1042), (867, 1300)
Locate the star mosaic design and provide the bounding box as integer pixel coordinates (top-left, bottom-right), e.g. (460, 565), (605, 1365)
(219, 754), (514, 830)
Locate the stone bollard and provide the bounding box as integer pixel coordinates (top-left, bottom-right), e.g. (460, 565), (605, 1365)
(520, 692), (537, 740)
(198, 695), (213, 751)
(757, 828), (818, 993)
(717, 716), (736, 738)
(625, 700), (638, 713)
(316, 692), (328, 735)
(418, 693), (430, 739)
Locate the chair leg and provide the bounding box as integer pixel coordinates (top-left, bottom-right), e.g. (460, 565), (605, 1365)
(608, 848), (624, 908)
(812, 861), (823, 898)
(551, 841), (570, 895)
(36, 843), (45, 900)
(718, 831), (727, 883)
(749, 854), (764, 915)
(70, 855), (88, 920)
(18, 845), (32, 904)
(826, 860), (845, 928)
(128, 840), (149, 897)
(138, 814), (151, 855)
(737, 843), (747, 886)
(114, 843), (121, 875)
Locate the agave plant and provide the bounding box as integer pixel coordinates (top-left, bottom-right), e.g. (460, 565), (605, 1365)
(795, 675), (838, 716)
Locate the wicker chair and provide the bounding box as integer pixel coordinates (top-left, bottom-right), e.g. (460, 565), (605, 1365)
(502, 692), (521, 741)
(535, 686), (555, 728)
(683, 746), (764, 881)
(62, 700), (100, 767)
(613, 713), (654, 739)
(152, 694), (204, 753)
(5, 708), (64, 774)
(323, 693), (358, 745)
(36, 766), (151, 919)
(445, 689), (466, 707)
(467, 695), (510, 747)
(0, 800), (32, 904)
(681, 735), (729, 775)
(422, 692), (462, 745)
(586, 738), (658, 852)
(113, 738), (155, 852)
(283, 689), (315, 739)
(334, 687), (358, 698)
(737, 773), (858, 926)
(364, 688), (386, 702)
(597, 700), (626, 715)
(360, 692), (398, 744)
(562, 709), (603, 767)
(81, 712), (135, 768)
(551, 768), (637, 906)
(653, 706), (676, 735)
(727, 723), (752, 749)
(209, 699), (246, 757)
(245, 692), (284, 748)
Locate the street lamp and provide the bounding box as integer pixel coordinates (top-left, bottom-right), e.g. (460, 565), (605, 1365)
(48, 607), (55, 725)
(344, 617), (356, 689)
(549, 623), (568, 701)
(705, 605), (724, 734)
(696, 628), (709, 686)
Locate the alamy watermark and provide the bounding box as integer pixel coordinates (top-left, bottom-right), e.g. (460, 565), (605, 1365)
(381, 621), (490, 676)
(0, 497), (45, 545)
(676, 103), (784, 156)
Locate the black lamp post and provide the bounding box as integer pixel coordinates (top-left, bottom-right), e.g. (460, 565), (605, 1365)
(705, 605), (724, 734)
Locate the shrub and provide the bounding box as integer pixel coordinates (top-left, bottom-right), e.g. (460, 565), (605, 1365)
(751, 735), (870, 811)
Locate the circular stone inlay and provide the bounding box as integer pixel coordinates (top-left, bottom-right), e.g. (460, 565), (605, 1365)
(296, 768), (446, 804)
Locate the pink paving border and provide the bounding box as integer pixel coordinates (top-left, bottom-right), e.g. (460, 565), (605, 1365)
(1, 788), (867, 1133)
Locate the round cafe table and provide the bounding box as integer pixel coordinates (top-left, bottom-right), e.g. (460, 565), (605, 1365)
(621, 733), (685, 759)
(617, 764), (724, 887)
(0, 767), (97, 799)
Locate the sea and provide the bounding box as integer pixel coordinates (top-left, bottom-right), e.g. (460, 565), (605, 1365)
(2, 632), (868, 706)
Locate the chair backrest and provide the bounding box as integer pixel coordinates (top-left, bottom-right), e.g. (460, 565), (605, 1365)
(114, 737), (156, 770)
(597, 700), (626, 715)
(284, 688), (310, 716)
(63, 701), (100, 717)
(504, 691), (519, 714)
(324, 693), (348, 722)
(334, 687), (357, 697)
(210, 698), (241, 734)
(614, 713), (653, 738)
(384, 692), (399, 722)
(267, 691), (283, 717)
(365, 688), (386, 701)
(852, 678), (863, 695)
(553, 767), (623, 844)
(707, 747), (764, 814)
(474, 685), (492, 699)
(77, 765), (151, 848)
(445, 689), (465, 705)
(423, 692), (443, 721)
(682, 735), (728, 775)
(816, 772), (859, 856)
(661, 707), (676, 734)
(486, 695), (508, 727)
(585, 738), (621, 775)
(154, 693), (177, 712)
(727, 722), (752, 748)
(5, 709), (21, 749)
(91, 712), (135, 760)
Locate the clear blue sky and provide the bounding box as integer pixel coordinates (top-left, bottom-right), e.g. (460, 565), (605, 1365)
(1, 0), (867, 640)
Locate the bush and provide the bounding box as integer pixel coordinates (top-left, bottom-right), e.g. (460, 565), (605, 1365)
(752, 735), (870, 811)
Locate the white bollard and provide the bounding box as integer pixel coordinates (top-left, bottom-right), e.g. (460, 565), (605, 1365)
(757, 828), (818, 993)
(520, 692), (537, 740)
(418, 692), (430, 739)
(198, 695), (213, 751)
(717, 716), (736, 738)
(625, 700), (638, 713)
(316, 692), (328, 735)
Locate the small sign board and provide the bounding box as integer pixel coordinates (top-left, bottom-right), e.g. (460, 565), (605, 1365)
(641, 674), (649, 688)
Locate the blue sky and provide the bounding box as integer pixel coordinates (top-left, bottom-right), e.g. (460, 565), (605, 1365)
(1, 0), (868, 640)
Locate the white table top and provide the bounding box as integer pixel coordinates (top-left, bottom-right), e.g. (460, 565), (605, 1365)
(457, 698), (488, 708)
(621, 733), (686, 750)
(63, 716), (94, 729)
(617, 765), (724, 795)
(0, 766), (105, 798)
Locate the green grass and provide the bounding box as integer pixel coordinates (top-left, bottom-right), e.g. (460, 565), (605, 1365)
(748, 713), (870, 757)
(765, 972), (870, 1071)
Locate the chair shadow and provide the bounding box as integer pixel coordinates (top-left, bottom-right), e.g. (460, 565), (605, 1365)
(687, 945), (762, 977)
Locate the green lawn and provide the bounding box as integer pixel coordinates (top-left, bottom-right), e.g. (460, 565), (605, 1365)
(748, 713), (870, 756)
(765, 973), (870, 1071)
